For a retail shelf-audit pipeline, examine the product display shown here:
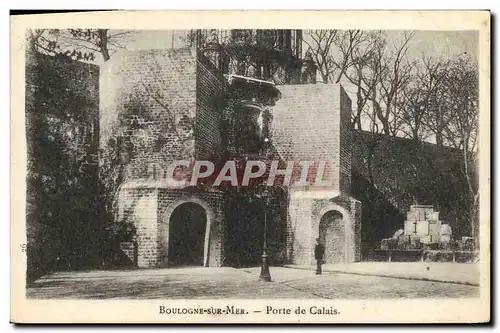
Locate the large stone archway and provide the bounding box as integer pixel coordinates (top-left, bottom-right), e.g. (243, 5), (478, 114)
(168, 202), (207, 266)
(160, 197), (214, 267)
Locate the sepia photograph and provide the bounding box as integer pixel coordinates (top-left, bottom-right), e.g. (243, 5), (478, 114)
(10, 10), (490, 323)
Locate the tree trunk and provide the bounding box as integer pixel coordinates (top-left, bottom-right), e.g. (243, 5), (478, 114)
(372, 96), (391, 136)
(412, 127), (419, 141)
(381, 119), (390, 136)
(351, 114), (362, 130)
(435, 132), (443, 146)
(98, 29), (110, 62)
(463, 145), (479, 250)
(471, 197), (479, 250)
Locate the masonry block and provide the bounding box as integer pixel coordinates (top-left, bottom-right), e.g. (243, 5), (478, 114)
(270, 84), (352, 194)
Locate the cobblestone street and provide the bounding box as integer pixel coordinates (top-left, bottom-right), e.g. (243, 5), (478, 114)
(26, 266), (480, 299)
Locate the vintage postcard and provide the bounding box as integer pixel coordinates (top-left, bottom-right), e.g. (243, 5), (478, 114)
(10, 10), (490, 324)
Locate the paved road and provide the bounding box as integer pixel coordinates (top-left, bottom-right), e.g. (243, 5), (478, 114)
(26, 266), (479, 300)
(286, 262), (480, 286)
(244, 268), (479, 299)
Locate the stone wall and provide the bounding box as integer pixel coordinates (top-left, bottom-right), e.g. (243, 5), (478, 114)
(271, 84), (348, 190)
(339, 87), (353, 195)
(195, 53), (226, 161)
(117, 187), (159, 267)
(271, 84), (360, 265)
(351, 199), (363, 261)
(100, 48), (198, 181)
(286, 190), (314, 264)
(351, 131), (473, 256)
(102, 48), (229, 268)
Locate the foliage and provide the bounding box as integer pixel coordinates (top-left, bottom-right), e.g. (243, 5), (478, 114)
(25, 52), (102, 278)
(27, 29), (141, 255)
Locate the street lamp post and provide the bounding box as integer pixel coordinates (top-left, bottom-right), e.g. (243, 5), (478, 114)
(259, 187), (272, 282)
(259, 135), (272, 282)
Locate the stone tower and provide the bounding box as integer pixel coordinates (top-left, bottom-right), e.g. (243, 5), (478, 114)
(188, 29), (310, 84)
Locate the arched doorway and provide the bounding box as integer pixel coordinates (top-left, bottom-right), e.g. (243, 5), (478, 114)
(319, 210), (344, 263)
(168, 202), (207, 267)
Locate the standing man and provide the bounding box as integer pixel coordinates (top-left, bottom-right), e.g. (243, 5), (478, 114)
(314, 238), (325, 275)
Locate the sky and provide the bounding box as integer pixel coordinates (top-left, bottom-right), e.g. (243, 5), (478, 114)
(104, 29), (479, 65)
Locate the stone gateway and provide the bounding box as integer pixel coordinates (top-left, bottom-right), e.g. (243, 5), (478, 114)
(100, 47), (362, 268)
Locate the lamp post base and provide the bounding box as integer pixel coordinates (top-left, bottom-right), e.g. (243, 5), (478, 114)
(259, 253), (272, 282)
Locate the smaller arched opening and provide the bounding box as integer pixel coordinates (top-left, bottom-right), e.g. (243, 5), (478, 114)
(318, 210), (345, 264)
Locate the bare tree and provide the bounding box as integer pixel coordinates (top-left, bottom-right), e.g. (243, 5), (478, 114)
(182, 29), (209, 48)
(304, 30), (385, 130)
(304, 30), (378, 85)
(368, 31), (415, 137)
(29, 29), (135, 62)
(303, 30), (339, 84)
(400, 56), (449, 141)
(303, 30), (388, 183)
(440, 56), (480, 247)
(441, 56), (479, 151)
